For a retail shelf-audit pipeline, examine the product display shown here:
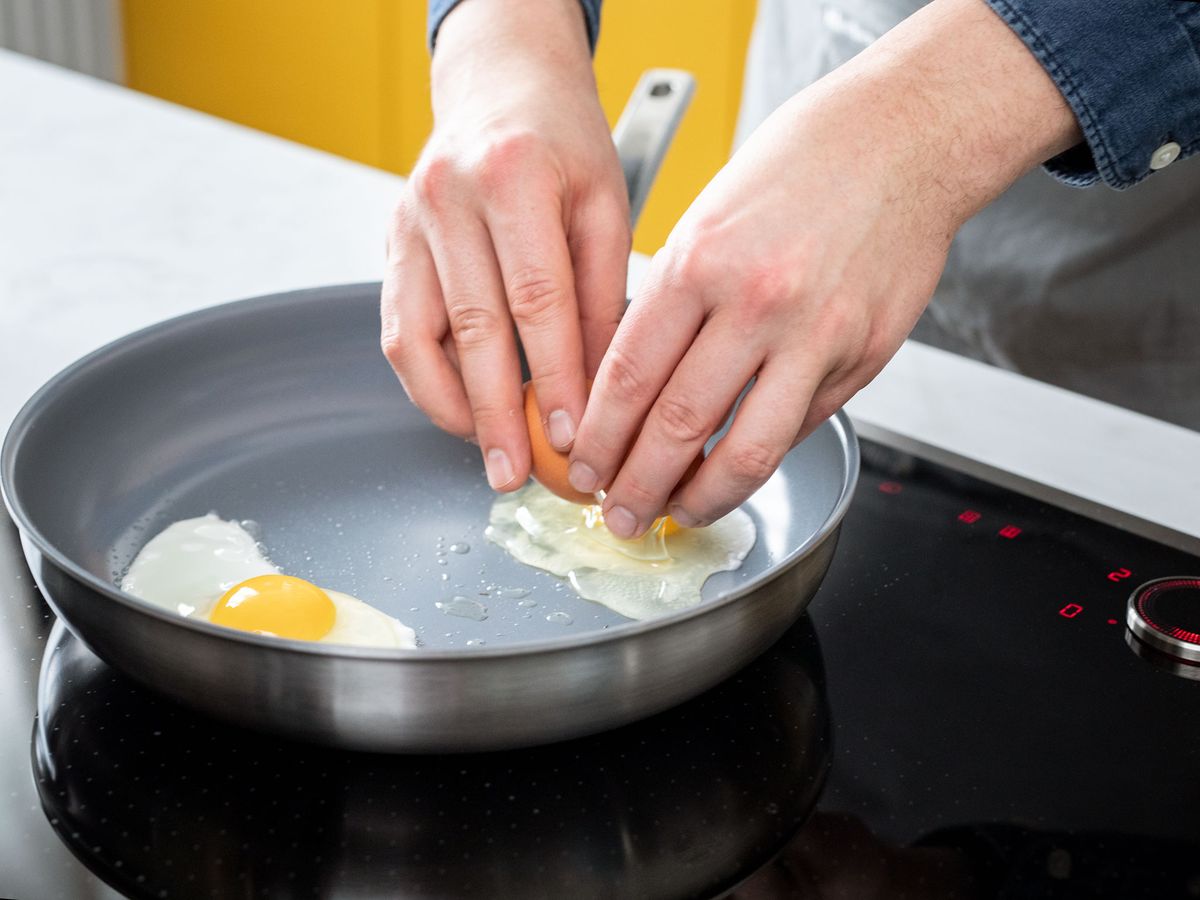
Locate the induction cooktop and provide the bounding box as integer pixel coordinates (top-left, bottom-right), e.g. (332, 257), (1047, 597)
(3, 440), (1199, 899)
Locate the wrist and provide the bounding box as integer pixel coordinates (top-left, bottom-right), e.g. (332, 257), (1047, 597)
(809, 0), (1082, 228)
(432, 0), (596, 118)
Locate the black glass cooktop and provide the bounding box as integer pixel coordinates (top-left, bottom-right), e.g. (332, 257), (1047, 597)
(2, 440), (1199, 899)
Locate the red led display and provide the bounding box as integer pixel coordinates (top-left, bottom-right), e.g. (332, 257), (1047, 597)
(1059, 603), (1084, 619)
(958, 510), (982, 524)
(1107, 618), (1118, 625)
(878, 481), (903, 495)
(1107, 568), (1132, 582)
(1166, 626), (1200, 643)
(998, 525), (1022, 539)
(1135, 578), (1200, 645)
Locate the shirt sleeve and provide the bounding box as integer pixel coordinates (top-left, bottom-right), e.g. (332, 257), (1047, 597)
(428, 0), (602, 53)
(981, 0), (1200, 189)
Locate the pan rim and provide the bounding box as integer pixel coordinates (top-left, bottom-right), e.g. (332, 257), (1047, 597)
(1, 283), (859, 662)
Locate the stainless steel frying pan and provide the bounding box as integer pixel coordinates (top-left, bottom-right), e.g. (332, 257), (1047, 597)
(1, 71), (858, 753)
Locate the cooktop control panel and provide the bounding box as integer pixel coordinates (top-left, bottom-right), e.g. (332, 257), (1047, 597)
(809, 442), (1200, 892)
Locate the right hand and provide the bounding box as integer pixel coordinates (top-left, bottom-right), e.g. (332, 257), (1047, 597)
(381, 0), (631, 491)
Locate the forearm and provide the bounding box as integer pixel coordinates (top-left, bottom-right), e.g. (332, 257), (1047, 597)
(803, 0), (1083, 228)
(432, 0), (597, 120)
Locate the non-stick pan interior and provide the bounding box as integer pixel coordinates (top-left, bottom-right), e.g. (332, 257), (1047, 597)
(4, 284), (853, 649)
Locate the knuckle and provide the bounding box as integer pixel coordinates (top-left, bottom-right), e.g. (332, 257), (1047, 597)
(469, 400), (517, 435)
(409, 154), (458, 208)
(813, 296), (870, 352)
(665, 244), (713, 296)
(379, 325), (415, 371)
(654, 395), (712, 446)
(446, 302), (503, 348)
(506, 268), (569, 326)
(856, 322), (897, 374)
(527, 368), (568, 406)
(476, 131), (543, 195)
(616, 476), (662, 512)
(573, 423), (621, 470)
(736, 262), (792, 323)
(603, 347), (654, 406)
(726, 439), (783, 488)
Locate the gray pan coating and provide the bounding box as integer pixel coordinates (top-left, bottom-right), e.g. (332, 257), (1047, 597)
(2, 283), (856, 750)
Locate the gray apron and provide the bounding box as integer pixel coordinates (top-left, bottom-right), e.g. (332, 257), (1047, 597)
(738, 0), (1200, 431)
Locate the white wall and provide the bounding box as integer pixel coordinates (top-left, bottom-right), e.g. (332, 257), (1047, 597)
(0, 0), (122, 82)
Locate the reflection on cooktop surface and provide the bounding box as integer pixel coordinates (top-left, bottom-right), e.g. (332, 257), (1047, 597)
(34, 618), (828, 899)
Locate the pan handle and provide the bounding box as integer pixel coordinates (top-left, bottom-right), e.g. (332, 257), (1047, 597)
(612, 69), (696, 229)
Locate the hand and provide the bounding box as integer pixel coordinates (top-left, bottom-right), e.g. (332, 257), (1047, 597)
(567, 0), (1081, 538)
(381, 0), (630, 490)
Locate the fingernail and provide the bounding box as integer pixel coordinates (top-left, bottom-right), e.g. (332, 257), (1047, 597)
(668, 504), (701, 528)
(605, 505), (638, 539)
(547, 409), (575, 449)
(485, 448), (515, 489)
(568, 460), (599, 493)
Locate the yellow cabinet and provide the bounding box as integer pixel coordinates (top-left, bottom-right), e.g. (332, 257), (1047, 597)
(122, 0), (755, 253)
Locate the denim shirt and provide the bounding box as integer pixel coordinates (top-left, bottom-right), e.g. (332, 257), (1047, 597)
(427, 0), (601, 55)
(428, 0), (1200, 190)
(989, 0), (1200, 189)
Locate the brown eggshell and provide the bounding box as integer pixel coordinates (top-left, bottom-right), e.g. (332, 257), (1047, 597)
(524, 382), (594, 504)
(523, 381), (706, 508)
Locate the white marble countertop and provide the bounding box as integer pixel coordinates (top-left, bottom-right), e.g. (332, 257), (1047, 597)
(4, 50), (1199, 551)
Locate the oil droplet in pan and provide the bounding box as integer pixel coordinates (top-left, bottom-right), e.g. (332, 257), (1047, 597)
(436, 596), (489, 621)
(545, 611), (573, 625)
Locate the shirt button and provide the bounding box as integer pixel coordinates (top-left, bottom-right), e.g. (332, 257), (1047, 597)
(1150, 141), (1181, 170)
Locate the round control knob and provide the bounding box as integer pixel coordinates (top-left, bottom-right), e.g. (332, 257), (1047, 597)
(1126, 577), (1200, 665)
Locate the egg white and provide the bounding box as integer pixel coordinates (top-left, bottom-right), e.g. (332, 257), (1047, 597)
(121, 514), (275, 618)
(321, 590), (418, 648)
(121, 514), (416, 649)
(485, 482), (757, 620)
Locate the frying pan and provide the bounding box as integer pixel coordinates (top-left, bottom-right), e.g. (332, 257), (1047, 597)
(1, 71), (858, 753)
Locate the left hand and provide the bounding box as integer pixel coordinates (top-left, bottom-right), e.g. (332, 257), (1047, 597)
(566, 0), (1081, 538)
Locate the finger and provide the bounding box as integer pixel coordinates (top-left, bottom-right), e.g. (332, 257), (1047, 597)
(568, 267), (707, 496)
(423, 210), (530, 492)
(569, 193), (631, 377)
(485, 186), (588, 452)
(600, 317), (765, 538)
(668, 355), (822, 526)
(380, 236), (474, 438)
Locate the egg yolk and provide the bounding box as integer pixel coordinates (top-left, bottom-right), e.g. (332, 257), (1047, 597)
(209, 574), (336, 641)
(656, 516), (682, 537)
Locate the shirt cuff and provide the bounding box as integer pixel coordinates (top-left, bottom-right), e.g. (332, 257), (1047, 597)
(982, 0), (1200, 189)
(428, 0), (602, 53)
